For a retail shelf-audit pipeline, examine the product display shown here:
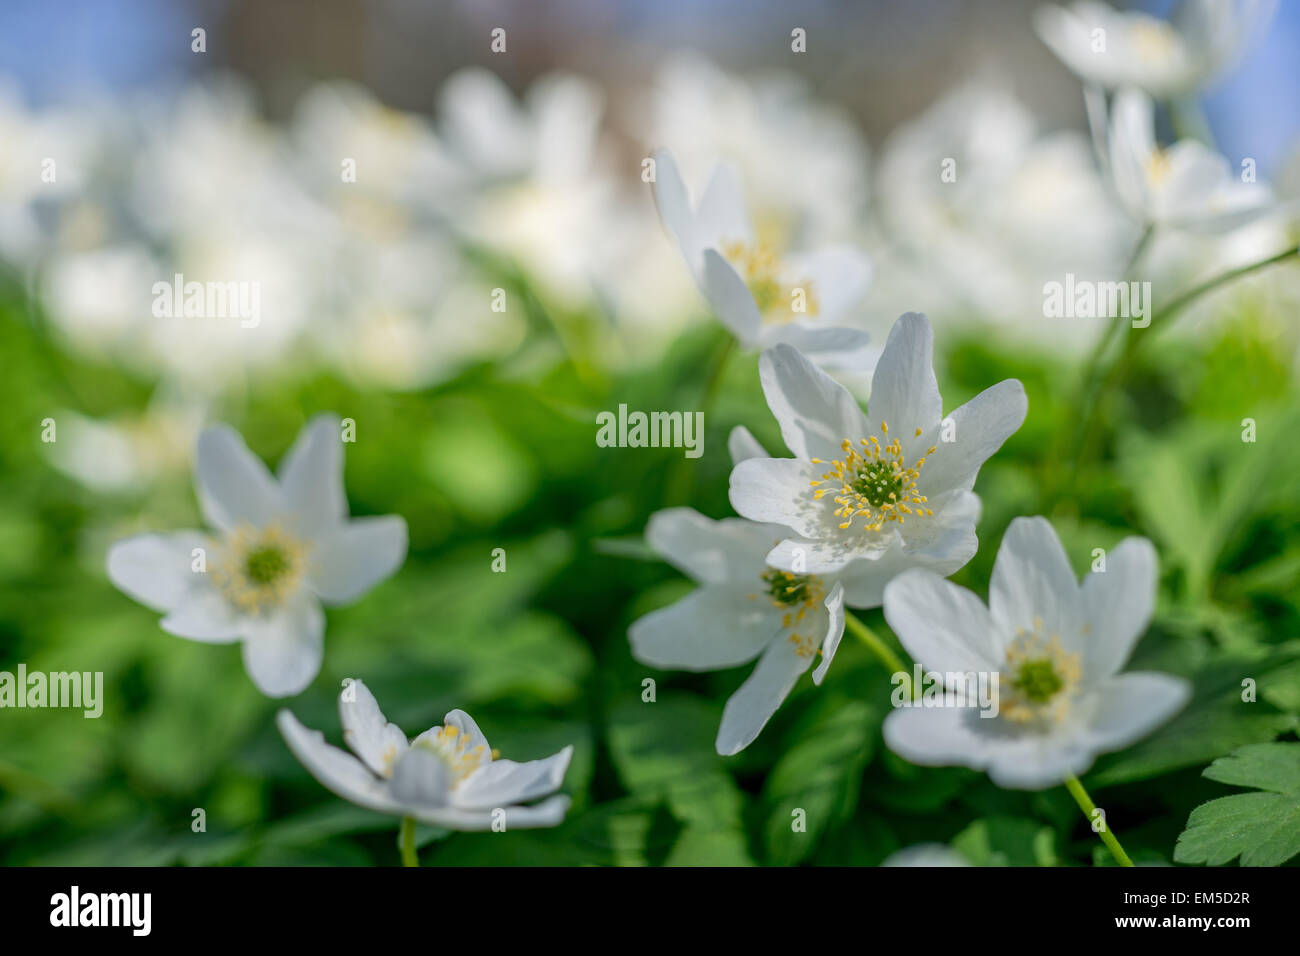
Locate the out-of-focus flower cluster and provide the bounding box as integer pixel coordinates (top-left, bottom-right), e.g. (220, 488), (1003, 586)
(5, 36), (1299, 491)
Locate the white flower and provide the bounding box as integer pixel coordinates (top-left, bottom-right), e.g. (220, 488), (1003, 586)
(1105, 87), (1284, 233)
(729, 313), (1026, 602)
(882, 517), (1191, 789)
(277, 680), (572, 830)
(651, 147), (873, 370)
(871, 79), (1131, 340)
(1034, 0), (1276, 98)
(881, 843), (972, 867)
(107, 415), (408, 698)
(629, 505), (847, 756)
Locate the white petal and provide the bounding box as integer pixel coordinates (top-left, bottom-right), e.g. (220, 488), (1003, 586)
(195, 425), (284, 533)
(106, 531), (210, 613)
(988, 517), (1080, 654)
(727, 425), (769, 465)
(702, 249), (761, 345)
(1079, 537), (1158, 683)
(918, 379), (1027, 496)
(812, 581), (846, 685)
(240, 592), (324, 698)
(883, 569), (1001, 676)
(339, 679), (408, 776)
(650, 148), (696, 263)
(629, 584), (781, 671)
(278, 414), (347, 531)
(884, 706), (1092, 790)
(645, 507), (779, 585)
(160, 586), (243, 643)
(761, 323), (872, 364)
(694, 162), (752, 250)
(307, 515), (408, 605)
(728, 457), (826, 539)
(758, 343), (870, 462)
(881, 843), (971, 867)
(1080, 672), (1190, 753)
(866, 313), (943, 442)
(454, 745), (573, 809)
(766, 532), (896, 576)
(277, 709), (404, 815)
(716, 638), (812, 755)
(782, 246), (872, 324)
(389, 744), (454, 807)
(407, 794), (571, 830)
(834, 502), (980, 609)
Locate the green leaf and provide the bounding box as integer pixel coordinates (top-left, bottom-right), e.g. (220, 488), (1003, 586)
(952, 816), (1058, 867)
(761, 697), (879, 865)
(1174, 743), (1300, 867)
(606, 696), (747, 837)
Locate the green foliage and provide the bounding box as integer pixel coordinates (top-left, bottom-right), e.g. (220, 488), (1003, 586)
(1174, 743), (1300, 867)
(1, 268), (1298, 867)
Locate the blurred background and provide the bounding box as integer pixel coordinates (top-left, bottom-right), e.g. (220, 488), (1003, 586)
(1, 0), (1297, 865)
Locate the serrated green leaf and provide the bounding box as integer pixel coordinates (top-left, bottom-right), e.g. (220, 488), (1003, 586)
(1174, 743), (1300, 867)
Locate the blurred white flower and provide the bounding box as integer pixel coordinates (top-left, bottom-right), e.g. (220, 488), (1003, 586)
(278, 680), (572, 830)
(1034, 0), (1276, 98)
(107, 415), (408, 698)
(881, 843), (972, 867)
(882, 517), (1190, 789)
(1105, 87), (1284, 233)
(646, 55), (871, 244)
(730, 313), (1025, 602)
(872, 79), (1132, 337)
(653, 148), (872, 370)
(45, 392), (205, 493)
(436, 68), (627, 308)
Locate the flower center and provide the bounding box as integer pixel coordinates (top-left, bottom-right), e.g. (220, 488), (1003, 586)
(720, 239), (818, 323)
(758, 569), (826, 659)
(1131, 20), (1179, 65)
(1144, 149), (1172, 186)
(809, 423), (935, 532)
(999, 621), (1081, 726)
(415, 723), (495, 786)
(211, 522), (308, 614)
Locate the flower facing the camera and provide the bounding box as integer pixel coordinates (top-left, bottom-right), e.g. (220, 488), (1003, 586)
(107, 415), (408, 698)
(278, 680), (573, 829)
(882, 516), (1190, 789)
(651, 147), (873, 370)
(729, 312), (1026, 605)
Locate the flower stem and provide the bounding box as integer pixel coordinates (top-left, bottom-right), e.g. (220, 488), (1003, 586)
(399, 816), (419, 867)
(1067, 242), (1299, 482)
(1064, 773), (1133, 867)
(844, 612), (914, 697)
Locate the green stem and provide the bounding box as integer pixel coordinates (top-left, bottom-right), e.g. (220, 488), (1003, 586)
(844, 612), (914, 698)
(399, 817), (419, 867)
(1069, 243), (1299, 478)
(1064, 773), (1133, 867)
(662, 333), (735, 505)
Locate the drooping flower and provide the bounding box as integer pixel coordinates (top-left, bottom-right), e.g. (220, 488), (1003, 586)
(1104, 87), (1285, 234)
(882, 516), (1190, 789)
(1034, 0), (1276, 98)
(107, 415), (408, 698)
(651, 147), (873, 370)
(278, 680), (572, 830)
(629, 505), (846, 756)
(729, 312), (1026, 604)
